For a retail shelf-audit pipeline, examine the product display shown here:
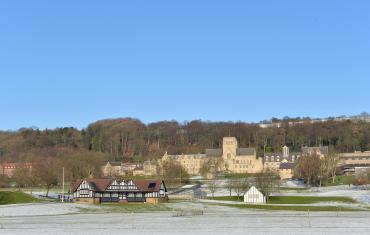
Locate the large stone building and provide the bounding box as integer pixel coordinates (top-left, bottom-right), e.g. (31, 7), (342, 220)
(0, 162), (32, 177)
(263, 145), (329, 179)
(161, 137), (264, 175)
(263, 146), (301, 171)
(338, 151), (370, 175)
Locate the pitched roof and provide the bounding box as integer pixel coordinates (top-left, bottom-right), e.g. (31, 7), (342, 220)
(205, 148), (222, 157)
(73, 178), (166, 193)
(89, 179), (113, 191)
(106, 161), (122, 166)
(237, 148), (256, 156)
(72, 178), (113, 192)
(133, 179), (166, 192)
(72, 179), (84, 192)
(279, 162), (296, 169)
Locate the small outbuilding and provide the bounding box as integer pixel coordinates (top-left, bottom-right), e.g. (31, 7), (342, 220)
(243, 186), (266, 204)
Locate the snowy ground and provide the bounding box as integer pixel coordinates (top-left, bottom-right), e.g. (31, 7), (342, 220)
(277, 185), (370, 204)
(1, 185), (370, 234)
(1, 201), (370, 235)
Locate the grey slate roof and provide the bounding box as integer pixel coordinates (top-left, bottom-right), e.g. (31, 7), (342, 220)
(205, 148), (222, 157)
(279, 162), (296, 169)
(237, 148), (256, 156)
(108, 162), (122, 167)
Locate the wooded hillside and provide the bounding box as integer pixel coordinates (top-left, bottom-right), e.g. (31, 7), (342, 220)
(1, 117), (370, 163)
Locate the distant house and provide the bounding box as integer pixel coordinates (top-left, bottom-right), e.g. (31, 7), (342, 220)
(279, 162), (296, 179)
(264, 146), (301, 171)
(143, 161), (158, 176)
(72, 178), (168, 204)
(302, 146), (329, 158)
(101, 162), (143, 177)
(244, 186), (266, 204)
(0, 162), (32, 177)
(101, 162), (122, 177)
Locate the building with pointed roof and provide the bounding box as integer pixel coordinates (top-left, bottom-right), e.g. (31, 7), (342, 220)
(73, 178), (168, 204)
(161, 137), (263, 175)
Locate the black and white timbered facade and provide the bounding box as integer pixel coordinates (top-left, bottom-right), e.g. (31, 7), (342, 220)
(73, 178), (167, 203)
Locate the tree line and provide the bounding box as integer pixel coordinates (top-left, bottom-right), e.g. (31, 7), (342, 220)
(1, 117), (370, 165)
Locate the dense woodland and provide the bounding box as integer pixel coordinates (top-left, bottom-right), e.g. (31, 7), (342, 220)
(1, 117), (370, 165)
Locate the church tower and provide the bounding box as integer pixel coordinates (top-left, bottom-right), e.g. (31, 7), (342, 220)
(222, 137), (238, 160)
(282, 145), (289, 158)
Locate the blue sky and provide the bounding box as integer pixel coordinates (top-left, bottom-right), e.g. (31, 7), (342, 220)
(0, 1), (369, 130)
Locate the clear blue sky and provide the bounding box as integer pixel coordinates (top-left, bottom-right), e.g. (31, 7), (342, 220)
(1, 1), (369, 130)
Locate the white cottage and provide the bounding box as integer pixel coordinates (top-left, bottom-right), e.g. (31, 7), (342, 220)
(244, 186), (266, 204)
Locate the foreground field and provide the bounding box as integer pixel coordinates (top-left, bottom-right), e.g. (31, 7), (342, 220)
(0, 191), (42, 205)
(1, 201), (370, 235)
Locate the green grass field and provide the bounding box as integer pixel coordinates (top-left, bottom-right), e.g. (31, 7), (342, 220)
(228, 203), (361, 211)
(0, 191), (41, 205)
(269, 196), (355, 204)
(208, 195), (356, 204)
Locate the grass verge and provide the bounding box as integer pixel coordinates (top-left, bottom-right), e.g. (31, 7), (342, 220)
(228, 203), (362, 211)
(208, 196), (356, 204)
(98, 202), (171, 213)
(0, 191), (41, 205)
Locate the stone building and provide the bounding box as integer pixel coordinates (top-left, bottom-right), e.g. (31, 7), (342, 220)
(263, 145), (330, 179)
(101, 162), (143, 177)
(338, 151), (370, 175)
(0, 162), (32, 177)
(161, 137), (263, 175)
(263, 146), (300, 171)
(279, 162), (296, 179)
(161, 152), (209, 175)
(143, 161), (158, 176)
(302, 146), (329, 158)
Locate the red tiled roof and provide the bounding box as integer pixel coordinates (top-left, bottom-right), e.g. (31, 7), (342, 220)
(72, 178), (113, 192)
(133, 179), (165, 192)
(73, 178), (166, 193)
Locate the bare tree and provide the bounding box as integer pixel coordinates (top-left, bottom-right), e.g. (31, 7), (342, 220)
(232, 178), (249, 200)
(13, 168), (31, 190)
(207, 181), (217, 198)
(318, 158), (328, 187)
(161, 160), (189, 186)
(225, 179), (233, 197)
(255, 170), (280, 203)
(295, 154), (321, 186)
(34, 158), (60, 197)
(326, 149), (339, 183)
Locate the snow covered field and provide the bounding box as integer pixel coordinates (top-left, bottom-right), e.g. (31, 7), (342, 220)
(1, 185), (370, 235)
(1, 201), (370, 235)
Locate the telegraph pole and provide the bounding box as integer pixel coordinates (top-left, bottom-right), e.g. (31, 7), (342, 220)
(62, 167), (65, 202)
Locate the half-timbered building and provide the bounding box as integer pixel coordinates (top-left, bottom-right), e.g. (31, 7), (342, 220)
(73, 178), (168, 204)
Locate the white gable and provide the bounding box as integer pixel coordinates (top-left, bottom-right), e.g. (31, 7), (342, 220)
(78, 179), (91, 190)
(244, 186), (266, 204)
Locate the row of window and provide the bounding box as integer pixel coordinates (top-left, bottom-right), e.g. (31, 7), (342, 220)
(77, 191), (165, 198)
(235, 160), (254, 164)
(108, 185), (138, 190)
(235, 164), (254, 169)
(345, 157), (370, 161)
